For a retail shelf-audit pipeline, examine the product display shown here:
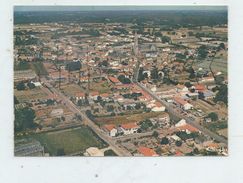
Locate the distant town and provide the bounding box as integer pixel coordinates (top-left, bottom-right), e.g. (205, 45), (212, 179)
(14, 7), (228, 156)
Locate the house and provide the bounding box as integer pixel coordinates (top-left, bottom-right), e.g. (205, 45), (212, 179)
(175, 119), (199, 134)
(31, 81), (42, 87)
(186, 92), (199, 100)
(100, 93), (110, 101)
(89, 91), (99, 100)
(120, 123), (139, 135)
(177, 124), (199, 134)
(75, 92), (85, 101)
(108, 76), (120, 84)
(193, 84), (206, 92)
(103, 124), (117, 137)
(151, 102), (166, 112)
(175, 119), (187, 127)
(176, 84), (189, 92)
(173, 97), (193, 110)
(137, 146), (158, 156)
(201, 90), (215, 100)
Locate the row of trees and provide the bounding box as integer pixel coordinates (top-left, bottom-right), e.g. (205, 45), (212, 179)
(16, 81), (36, 91)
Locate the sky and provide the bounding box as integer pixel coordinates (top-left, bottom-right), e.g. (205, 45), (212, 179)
(14, 6), (227, 12)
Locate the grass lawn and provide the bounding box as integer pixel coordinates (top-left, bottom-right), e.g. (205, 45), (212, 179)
(95, 111), (165, 126)
(30, 127), (107, 155)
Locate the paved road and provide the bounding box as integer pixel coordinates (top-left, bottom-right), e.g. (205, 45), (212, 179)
(42, 78), (131, 156)
(136, 82), (228, 145)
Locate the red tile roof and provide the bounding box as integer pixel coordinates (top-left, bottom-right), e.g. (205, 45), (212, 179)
(108, 76), (120, 83)
(121, 123), (139, 130)
(76, 92), (85, 97)
(178, 124), (199, 133)
(90, 91), (99, 96)
(174, 97), (188, 105)
(103, 124), (116, 132)
(194, 84), (206, 91)
(138, 146), (158, 156)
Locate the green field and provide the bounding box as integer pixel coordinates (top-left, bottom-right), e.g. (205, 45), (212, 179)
(26, 127), (108, 156)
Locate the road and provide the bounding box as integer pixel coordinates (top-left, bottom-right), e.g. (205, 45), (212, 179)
(136, 82), (228, 145)
(41, 78), (131, 156)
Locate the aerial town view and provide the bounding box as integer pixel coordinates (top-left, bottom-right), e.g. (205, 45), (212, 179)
(14, 6), (228, 157)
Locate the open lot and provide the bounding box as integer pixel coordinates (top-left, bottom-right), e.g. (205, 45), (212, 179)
(27, 127), (108, 155)
(95, 111), (165, 125)
(15, 88), (48, 102)
(89, 80), (112, 94)
(61, 84), (85, 97)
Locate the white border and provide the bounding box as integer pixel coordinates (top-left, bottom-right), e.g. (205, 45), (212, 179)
(1, 0), (243, 183)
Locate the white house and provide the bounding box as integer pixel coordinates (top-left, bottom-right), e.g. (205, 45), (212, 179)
(175, 119), (187, 127)
(103, 124), (117, 137)
(173, 97), (193, 110)
(75, 92), (85, 101)
(176, 84), (189, 93)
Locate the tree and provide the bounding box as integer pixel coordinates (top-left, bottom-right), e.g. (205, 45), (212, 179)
(104, 149), (117, 156)
(175, 140), (182, 147)
(14, 96), (19, 105)
(207, 112), (218, 121)
(151, 67), (159, 80)
(161, 36), (171, 43)
(16, 81), (26, 91)
(137, 67), (145, 82)
(46, 99), (55, 106)
(197, 45), (208, 59)
(152, 131), (159, 138)
(160, 137), (169, 145)
(214, 84), (228, 105)
(184, 82), (192, 88)
(14, 107), (36, 132)
(218, 43), (225, 50)
(118, 75), (131, 84)
(27, 82), (35, 89)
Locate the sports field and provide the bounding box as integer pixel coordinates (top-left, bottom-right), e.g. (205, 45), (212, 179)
(30, 127), (108, 155)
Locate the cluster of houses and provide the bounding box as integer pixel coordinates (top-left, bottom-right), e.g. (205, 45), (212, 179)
(102, 122), (139, 137)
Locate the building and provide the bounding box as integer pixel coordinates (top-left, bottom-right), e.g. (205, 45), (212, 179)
(75, 92), (85, 101)
(151, 102), (166, 112)
(15, 139), (44, 156)
(173, 97), (193, 110)
(103, 124), (117, 137)
(176, 84), (189, 92)
(84, 147), (104, 156)
(108, 76), (120, 84)
(120, 123), (139, 135)
(137, 146), (158, 156)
